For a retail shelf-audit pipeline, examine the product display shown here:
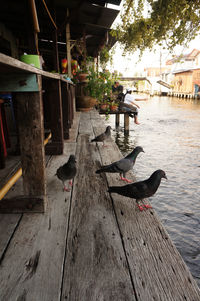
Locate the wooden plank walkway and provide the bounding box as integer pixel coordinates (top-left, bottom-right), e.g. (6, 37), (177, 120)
(0, 110), (200, 301)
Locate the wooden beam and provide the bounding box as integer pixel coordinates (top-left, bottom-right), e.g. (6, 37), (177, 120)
(115, 113), (120, 127)
(52, 30), (60, 73)
(66, 9), (71, 77)
(14, 75), (46, 211)
(61, 82), (70, 139)
(124, 113), (129, 134)
(0, 197), (44, 213)
(43, 79), (64, 154)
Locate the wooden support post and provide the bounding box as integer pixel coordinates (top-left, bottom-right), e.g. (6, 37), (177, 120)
(115, 113), (120, 127)
(69, 84), (75, 121)
(2, 75), (47, 213)
(124, 113), (129, 134)
(61, 82), (70, 139)
(43, 79), (64, 154)
(66, 9), (71, 77)
(52, 29), (60, 73)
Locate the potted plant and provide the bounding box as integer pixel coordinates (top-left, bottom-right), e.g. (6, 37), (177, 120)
(109, 101), (118, 112)
(77, 63), (88, 82)
(99, 98), (110, 111)
(85, 67), (113, 102)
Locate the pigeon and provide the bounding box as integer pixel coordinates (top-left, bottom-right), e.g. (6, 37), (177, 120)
(96, 146), (144, 183)
(56, 154), (77, 191)
(91, 126), (111, 146)
(108, 169), (167, 211)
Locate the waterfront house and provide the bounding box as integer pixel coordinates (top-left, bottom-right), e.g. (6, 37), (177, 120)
(172, 68), (200, 97)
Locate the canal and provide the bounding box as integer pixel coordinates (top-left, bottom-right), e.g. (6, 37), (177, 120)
(105, 95), (200, 287)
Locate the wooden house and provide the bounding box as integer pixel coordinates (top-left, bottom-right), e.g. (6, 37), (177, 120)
(0, 0), (121, 212)
(172, 68), (200, 96)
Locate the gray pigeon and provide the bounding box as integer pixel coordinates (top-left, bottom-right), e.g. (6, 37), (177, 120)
(91, 126), (111, 146)
(56, 154), (77, 191)
(108, 169), (167, 211)
(96, 146), (144, 183)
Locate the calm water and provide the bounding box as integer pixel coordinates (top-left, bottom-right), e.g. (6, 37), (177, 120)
(105, 95), (200, 287)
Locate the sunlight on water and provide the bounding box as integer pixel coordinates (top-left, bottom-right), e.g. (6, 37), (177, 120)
(104, 95), (200, 286)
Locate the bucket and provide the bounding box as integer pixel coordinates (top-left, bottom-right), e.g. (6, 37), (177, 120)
(20, 54), (41, 69)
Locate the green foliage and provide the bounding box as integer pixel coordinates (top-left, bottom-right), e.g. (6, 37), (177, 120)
(112, 0), (200, 54)
(99, 46), (114, 69)
(84, 67), (114, 103)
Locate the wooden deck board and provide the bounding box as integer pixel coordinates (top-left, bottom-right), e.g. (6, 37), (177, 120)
(61, 131), (135, 300)
(0, 140), (76, 301)
(92, 114), (200, 300)
(0, 214), (22, 262)
(0, 110), (199, 301)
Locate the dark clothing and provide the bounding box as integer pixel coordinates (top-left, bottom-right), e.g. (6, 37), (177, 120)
(112, 84), (123, 94)
(117, 92), (125, 102)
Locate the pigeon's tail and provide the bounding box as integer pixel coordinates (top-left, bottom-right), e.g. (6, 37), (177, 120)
(91, 138), (96, 142)
(96, 166), (112, 174)
(96, 164), (118, 174)
(108, 186), (122, 194)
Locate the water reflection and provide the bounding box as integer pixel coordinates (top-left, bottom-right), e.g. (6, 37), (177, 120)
(105, 95), (200, 287)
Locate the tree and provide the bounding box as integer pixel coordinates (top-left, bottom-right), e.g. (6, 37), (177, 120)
(112, 0), (200, 54)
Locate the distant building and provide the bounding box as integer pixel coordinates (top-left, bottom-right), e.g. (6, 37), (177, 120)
(172, 68), (200, 96)
(166, 49), (200, 71)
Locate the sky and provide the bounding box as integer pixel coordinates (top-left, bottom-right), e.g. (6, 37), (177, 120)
(107, 2), (200, 76)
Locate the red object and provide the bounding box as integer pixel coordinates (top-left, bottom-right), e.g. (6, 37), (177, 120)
(61, 58), (68, 74)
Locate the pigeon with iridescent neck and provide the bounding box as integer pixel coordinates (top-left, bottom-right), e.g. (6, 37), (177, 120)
(91, 126), (111, 146)
(108, 169), (167, 211)
(96, 146), (144, 183)
(56, 155), (77, 191)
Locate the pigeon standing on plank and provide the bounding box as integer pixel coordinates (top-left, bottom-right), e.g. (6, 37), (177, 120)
(108, 169), (167, 211)
(91, 126), (111, 146)
(56, 155), (77, 191)
(96, 146), (144, 183)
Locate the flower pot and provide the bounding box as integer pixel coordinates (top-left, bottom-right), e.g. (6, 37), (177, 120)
(77, 73), (88, 82)
(100, 104), (109, 111)
(110, 105), (118, 112)
(76, 95), (97, 111)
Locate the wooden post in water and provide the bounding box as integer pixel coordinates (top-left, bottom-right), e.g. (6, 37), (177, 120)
(124, 113), (129, 134)
(115, 113), (120, 127)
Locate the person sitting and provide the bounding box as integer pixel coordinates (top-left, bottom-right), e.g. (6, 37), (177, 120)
(121, 89), (148, 125)
(112, 81), (120, 93)
(116, 85), (125, 102)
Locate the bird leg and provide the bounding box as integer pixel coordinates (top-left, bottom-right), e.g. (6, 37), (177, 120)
(143, 204), (152, 209)
(63, 182), (70, 192)
(141, 200), (152, 209)
(63, 186), (70, 192)
(137, 203), (144, 211)
(120, 176), (132, 183)
(69, 180), (73, 186)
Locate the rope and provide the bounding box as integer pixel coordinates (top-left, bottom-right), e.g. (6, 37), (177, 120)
(41, 0), (57, 30)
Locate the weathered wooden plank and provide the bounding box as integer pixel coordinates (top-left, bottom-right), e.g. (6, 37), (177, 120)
(61, 82), (70, 139)
(0, 196), (45, 213)
(0, 214), (22, 262)
(78, 111), (93, 134)
(67, 112), (80, 143)
(43, 79), (64, 155)
(61, 131), (135, 300)
(116, 113), (120, 126)
(94, 125), (200, 300)
(0, 74), (39, 92)
(0, 143), (76, 301)
(16, 78), (46, 212)
(124, 113), (129, 133)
